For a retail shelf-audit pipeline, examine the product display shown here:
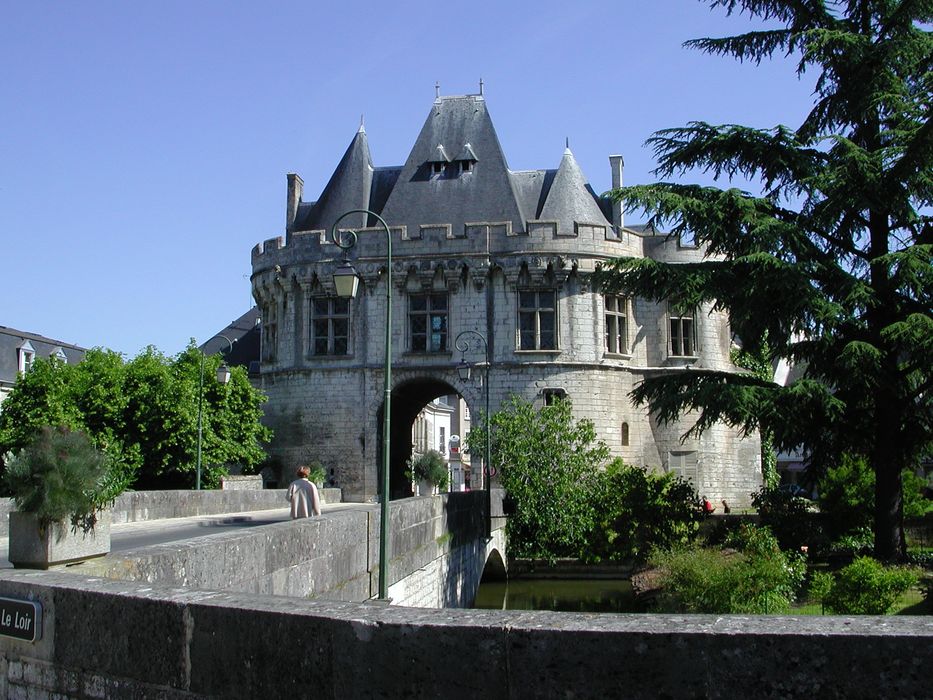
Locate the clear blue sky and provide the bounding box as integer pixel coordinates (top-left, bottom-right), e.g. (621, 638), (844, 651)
(1, 1), (816, 357)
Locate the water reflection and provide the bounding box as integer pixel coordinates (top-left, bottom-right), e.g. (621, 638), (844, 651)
(473, 578), (642, 613)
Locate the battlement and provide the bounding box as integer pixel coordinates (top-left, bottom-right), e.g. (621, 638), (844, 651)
(251, 221), (709, 275)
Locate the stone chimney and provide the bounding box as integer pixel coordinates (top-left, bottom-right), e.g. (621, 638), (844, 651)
(608, 155), (624, 230)
(286, 173), (304, 233)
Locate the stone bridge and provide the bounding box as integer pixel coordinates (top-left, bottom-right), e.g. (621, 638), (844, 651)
(65, 489), (507, 608)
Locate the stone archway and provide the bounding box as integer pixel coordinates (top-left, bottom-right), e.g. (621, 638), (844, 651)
(380, 376), (463, 499)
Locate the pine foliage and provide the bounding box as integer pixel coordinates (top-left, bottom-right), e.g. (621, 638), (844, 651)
(593, 0), (932, 561)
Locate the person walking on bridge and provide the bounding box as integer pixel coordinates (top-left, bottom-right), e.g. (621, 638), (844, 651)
(287, 465), (322, 519)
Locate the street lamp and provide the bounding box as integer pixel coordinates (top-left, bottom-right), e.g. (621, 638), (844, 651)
(455, 330), (492, 538)
(330, 208), (393, 601)
(196, 334), (234, 490)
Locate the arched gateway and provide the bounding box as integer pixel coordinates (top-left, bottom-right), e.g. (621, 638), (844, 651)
(251, 91), (763, 504)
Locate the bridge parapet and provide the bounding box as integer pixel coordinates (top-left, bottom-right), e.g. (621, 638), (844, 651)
(70, 491), (503, 606)
(0, 570), (928, 698)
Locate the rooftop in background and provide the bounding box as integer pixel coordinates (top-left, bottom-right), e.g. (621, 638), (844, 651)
(199, 308), (260, 371)
(0, 326), (87, 397)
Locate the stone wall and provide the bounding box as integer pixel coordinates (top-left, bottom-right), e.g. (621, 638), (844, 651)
(254, 226), (762, 504)
(0, 570), (929, 699)
(69, 491), (499, 606)
(219, 475), (263, 490)
(0, 488), (342, 538)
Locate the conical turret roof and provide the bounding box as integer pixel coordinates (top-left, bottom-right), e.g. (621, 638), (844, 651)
(306, 125), (374, 231)
(539, 146), (610, 233)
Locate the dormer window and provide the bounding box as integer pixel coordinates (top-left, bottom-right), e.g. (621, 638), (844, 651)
(456, 143), (478, 176)
(50, 347), (67, 363)
(17, 340), (35, 375)
(428, 144), (450, 178)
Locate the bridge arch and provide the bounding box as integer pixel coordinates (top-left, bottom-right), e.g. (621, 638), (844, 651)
(481, 546), (507, 582)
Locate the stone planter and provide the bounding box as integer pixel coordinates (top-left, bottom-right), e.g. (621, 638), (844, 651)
(417, 480), (438, 497)
(8, 509), (112, 569)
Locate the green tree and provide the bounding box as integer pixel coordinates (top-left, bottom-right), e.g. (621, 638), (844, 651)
(588, 459), (701, 563)
(0, 344), (271, 490)
(0, 356), (82, 452)
(593, 1), (932, 561)
(467, 396), (610, 561)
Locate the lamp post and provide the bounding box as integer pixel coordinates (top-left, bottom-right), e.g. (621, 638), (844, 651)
(331, 209), (393, 601)
(455, 330), (492, 538)
(196, 334), (234, 490)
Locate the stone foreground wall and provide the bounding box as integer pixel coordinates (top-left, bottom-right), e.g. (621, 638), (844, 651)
(0, 570), (929, 699)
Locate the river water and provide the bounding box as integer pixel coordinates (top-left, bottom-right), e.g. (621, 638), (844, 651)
(472, 578), (643, 613)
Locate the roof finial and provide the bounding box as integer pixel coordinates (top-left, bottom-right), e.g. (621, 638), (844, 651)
(359, 114), (365, 133)
(566, 137), (570, 149)
(479, 78), (484, 96)
(435, 81), (440, 99)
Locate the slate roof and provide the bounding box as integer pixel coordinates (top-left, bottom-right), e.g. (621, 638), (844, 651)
(0, 326), (86, 389)
(296, 125), (374, 232)
(200, 307), (260, 370)
(539, 147), (611, 232)
(293, 94), (613, 237)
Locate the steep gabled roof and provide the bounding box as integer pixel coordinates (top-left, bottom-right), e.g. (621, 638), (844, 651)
(539, 147), (611, 232)
(379, 95), (525, 234)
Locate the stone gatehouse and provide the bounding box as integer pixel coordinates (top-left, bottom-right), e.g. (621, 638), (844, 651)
(251, 91), (762, 504)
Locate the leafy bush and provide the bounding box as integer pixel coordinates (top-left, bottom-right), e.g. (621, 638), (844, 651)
(587, 459), (700, 563)
(902, 469), (933, 518)
(468, 395), (609, 561)
(827, 526), (874, 556)
(808, 571), (834, 608)
(651, 525), (805, 614)
(3, 426), (129, 531)
(818, 455), (875, 537)
(819, 456), (932, 541)
(406, 450), (449, 491)
(306, 461), (327, 485)
(817, 557), (919, 615)
(752, 486), (820, 551)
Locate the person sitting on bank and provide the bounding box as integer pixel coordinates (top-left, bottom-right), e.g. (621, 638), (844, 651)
(287, 465), (322, 519)
(702, 497), (716, 515)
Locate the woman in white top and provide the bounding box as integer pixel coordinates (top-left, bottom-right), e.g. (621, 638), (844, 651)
(286, 465), (322, 519)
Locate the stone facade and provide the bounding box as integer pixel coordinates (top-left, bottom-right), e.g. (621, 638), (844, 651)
(251, 93), (762, 505)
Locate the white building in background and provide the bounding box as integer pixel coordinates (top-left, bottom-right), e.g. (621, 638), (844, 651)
(412, 394), (472, 491)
